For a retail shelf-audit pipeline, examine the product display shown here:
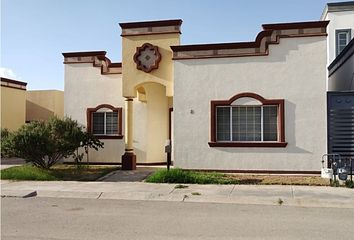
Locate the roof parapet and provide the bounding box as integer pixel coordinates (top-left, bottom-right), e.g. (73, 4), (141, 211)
(119, 19), (182, 36)
(171, 21), (329, 60)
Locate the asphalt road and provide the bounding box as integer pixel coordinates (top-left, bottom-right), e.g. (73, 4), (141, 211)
(2, 197), (354, 240)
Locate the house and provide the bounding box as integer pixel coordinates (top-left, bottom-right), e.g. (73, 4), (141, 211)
(1, 78), (27, 131)
(0, 77), (64, 131)
(321, 1), (354, 66)
(63, 17), (332, 173)
(321, 1), (354, 163)
(26, 90), (64, 122)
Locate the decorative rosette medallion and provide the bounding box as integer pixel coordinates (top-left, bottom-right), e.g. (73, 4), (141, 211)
(133, 43), (161, 73)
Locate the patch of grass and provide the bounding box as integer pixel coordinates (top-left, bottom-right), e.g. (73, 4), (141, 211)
(146, 168), (240, 184)
(175, 184), (188, 189)
(229, 175), (330, 186)
(1, 165), (58, 181)
(1, 164), (118, 181)
(146, 169), (331, 186)
(277, 198), (284, 205)
(191, 192), (201, 196)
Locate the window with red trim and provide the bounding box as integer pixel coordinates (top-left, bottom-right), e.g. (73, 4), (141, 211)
(86, 104), (123, 139)
(209, 93), (287, 147)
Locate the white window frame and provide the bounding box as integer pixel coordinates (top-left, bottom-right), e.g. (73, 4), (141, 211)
(216, 105), (279, 142)
(336, 29), (351, 56)
(92, 111), (118, 136)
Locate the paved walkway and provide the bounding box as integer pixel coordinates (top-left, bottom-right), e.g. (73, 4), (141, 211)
(0, 158), (26, 170)
(97, 167), (155, 182)
(1, 180), (353, 209)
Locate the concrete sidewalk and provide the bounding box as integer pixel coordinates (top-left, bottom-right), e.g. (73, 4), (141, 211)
(1, 180), (353, 208)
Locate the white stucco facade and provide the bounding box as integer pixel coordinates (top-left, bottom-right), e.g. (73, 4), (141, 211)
(173, 37), (327, 171)
(64, 63), (126, 163)
(62, 18), (336, 172)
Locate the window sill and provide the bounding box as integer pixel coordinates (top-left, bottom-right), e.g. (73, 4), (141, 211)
(208, 141), (288, 148)
(93, 135), (124, 139)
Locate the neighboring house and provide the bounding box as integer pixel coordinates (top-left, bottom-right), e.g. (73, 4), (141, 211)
(26, 90), (64, 122)
(327, 37), (354, 159)
(63, 19), (331, 173)
(322, 1), (354, 162)
(0, 77), (64, 131)
(321, 1), (354, 66)
(0, 78), (27, 131)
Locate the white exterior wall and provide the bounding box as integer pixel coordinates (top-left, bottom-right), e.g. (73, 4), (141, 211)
(64, 63), (125, 163)
(64, 64), (149, 163)
(173, 37), (327, 171)
(324, 11), (354, 65)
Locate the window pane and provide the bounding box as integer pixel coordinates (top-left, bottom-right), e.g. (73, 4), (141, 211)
(216, 107), (231, 141)
(337, 31), (350, 55)
(106, 112), (118, 135)
(232, 107), (240, 141)
(232, 106), (261, 141)
(92, 112), (104, 135)
(263, 106), (278, 141)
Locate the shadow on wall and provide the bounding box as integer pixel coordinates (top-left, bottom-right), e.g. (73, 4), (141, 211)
(212, 100), (311, 154)
(26, 100), (54, 122)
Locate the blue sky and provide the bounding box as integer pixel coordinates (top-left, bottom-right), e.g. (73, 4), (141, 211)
(1, 0), (339, 90)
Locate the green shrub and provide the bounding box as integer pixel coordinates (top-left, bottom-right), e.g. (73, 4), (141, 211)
(1, 128), (16, 158)
(146, 168), (239, 184)
(9, 117), (103, 169)
(345, 180), (354, 188)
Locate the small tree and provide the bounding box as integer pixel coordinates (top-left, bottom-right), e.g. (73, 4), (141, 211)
(10, 117), (103, 169)
(72, 131), (104, 168)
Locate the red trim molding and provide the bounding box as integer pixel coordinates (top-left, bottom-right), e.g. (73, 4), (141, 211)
(209, 92), (287, 148)
(1, 77), (27, 86)
(62, 51), (122, 75)
(62, 51), (107, 58)
(262, 21), (329, 30)
(1, 77), (27, 91)
(86, 104), (123, 139)
(120, 19), (182, 37)
(119, 19), (182, 29)
(171, 20), (329, 60)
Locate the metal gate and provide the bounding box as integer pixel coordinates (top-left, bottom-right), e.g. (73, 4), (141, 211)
(327, 92), (354, 158)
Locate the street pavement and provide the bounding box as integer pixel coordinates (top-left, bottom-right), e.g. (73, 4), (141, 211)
(2, 197), (354, 240)
(1, 180), (354, 209)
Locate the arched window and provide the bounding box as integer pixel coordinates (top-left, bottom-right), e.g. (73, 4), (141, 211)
(86, 104), (123, 139)
(209, 93), (287, 147)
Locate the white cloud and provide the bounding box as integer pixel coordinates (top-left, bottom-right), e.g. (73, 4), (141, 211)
(0, 67), (21, 80)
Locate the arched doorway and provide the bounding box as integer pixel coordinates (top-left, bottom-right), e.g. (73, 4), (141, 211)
(134, 82), (172, 164)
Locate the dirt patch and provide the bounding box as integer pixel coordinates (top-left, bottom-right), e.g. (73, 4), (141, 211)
(226, 175), (330, 186)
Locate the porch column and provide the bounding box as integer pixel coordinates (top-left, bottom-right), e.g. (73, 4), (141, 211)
(121, 97), (136, 170)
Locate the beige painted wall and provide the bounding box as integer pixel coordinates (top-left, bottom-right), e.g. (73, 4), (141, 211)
(0, 86), (26, 131)
(122, 33), (180, 97)
(26, 90), (64, 122)
(144, 82), (169, 163)
(173, 36), (327, 171)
